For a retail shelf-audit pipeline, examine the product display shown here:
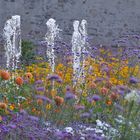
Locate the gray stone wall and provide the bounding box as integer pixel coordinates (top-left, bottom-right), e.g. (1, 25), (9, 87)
(0, 0), (140, 45)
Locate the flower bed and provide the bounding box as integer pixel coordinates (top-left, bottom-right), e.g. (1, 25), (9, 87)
(0, 45), (140, 140)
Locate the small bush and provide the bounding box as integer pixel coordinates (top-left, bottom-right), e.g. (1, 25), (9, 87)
(21, 41), (36, 65)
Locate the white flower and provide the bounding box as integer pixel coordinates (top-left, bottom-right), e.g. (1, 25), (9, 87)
(17, 96), (26, 101)
(125, 90), (140, 103)
(64, 127), (74, 135)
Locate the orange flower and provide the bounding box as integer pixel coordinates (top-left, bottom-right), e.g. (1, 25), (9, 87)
(57, 71), (63, 78)
(106, 100), (112, 106)
(89, 82), (97, 89)
(32, 108), (36, 113)
(25, 72), (33, 79)
(37, 99), (43, 105)
(54, 96), (64, 106)
(0, 102), (7, 110)
(1, 71), (10, 80)
(15, 77), (23, 86)
(101, 87), (108, 95)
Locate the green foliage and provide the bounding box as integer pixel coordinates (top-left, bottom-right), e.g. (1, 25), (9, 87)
(21, 41), (36, 65)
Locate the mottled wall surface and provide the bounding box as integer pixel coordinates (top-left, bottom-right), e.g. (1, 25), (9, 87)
(0, 0), (140, 44)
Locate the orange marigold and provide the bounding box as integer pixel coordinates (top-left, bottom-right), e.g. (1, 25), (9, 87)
(106, 100), (112, 106)
(1, 71), (10, 80)
(54, 96), (64, 106)
(0, 102), (7, 110)
(89, 82), (97, 89)
(15, 77), (23, 86)
(37, 99), (43, 105)
(25, 72), (33, 79)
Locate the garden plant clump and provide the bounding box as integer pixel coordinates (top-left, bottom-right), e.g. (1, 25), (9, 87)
(0, 40), (140, 140)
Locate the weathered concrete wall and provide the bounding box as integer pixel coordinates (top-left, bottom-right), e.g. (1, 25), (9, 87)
(0, 0), (140, 45)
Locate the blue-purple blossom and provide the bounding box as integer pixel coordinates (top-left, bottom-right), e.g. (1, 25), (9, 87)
(66, 85), (71, 91)
(47, 74), (60, 81)
(35, 80), (43, 84)
(80, 112), (91, 118)
(92, 95), (101, 101)
(129, 77), (139, 84)
(74, 105), (85, 111)
(35, 95), (52, 103)
(28, 115), (39, 121)
(65, 91), (76, 100)
(35, 86), (45, 92)
(7, 124), (16, 129)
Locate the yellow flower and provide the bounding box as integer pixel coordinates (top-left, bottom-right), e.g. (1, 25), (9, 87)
(9, 105), (14, 110)
(57, 63), (63, 70)
(110, 78), (118, 85)
(51, 90), (57, 98)
(118, 80), (123, 85)
(82, 92), (88, 97)
(65, 73), (71, 82)
(46, 104), (51, 110)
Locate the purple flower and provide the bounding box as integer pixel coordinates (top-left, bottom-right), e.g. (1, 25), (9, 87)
(92, 95), (101, 101)
(47, 74), (60, 81)
(65, 91), (76, 100)
(7, 124), (16, 129)
(80, 112), (91, 118)
(115, 85), (130, 95)
(35, 80), (43, 84)
(117, 90), (125, 96)
(35, 95), (52, 103)
(28, 115), (39, 121)
(47, 74), (62, 83)
(19, 110), (28, 115)
(117, 85), (127, 91)
(35, 87), (45, 92)
(74, 105), (85, 111)
(94, 78), (104, 83)
(66, 85), (71, 91)
(56, 78), (63, 83)
(55, 131), (72, 139)
(129, 77), (139, 84)
(1, 126), (9, 133)
(114, 103), (124, 112)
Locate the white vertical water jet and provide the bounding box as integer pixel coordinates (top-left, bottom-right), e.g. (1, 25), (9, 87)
(3, 15), (21, 70)
(79, 19), (88, 83)
(45, 18), (60, 73)
(72, 20), (82, 85)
